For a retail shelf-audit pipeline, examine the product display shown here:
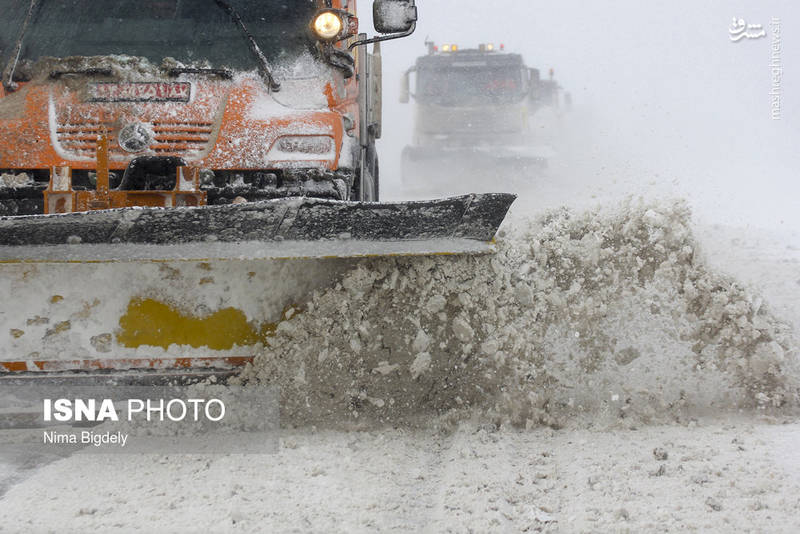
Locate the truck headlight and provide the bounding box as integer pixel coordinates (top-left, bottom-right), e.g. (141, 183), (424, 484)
(312, 11), (344, 41)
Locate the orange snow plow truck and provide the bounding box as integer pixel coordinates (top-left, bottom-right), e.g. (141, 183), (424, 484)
(0, 0), (514, 382)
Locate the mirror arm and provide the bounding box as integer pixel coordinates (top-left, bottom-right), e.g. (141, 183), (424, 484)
(323, 44), (355, 78)
(348, 21), (416, 50)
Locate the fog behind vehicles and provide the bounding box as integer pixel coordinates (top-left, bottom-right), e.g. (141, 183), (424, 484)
(0, 0), (514, 382)
(399, 41), (568, 188)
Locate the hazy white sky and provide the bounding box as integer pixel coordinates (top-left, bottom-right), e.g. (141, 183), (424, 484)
(364, 1), (798, 229)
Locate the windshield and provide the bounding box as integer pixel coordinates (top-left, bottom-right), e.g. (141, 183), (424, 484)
(417, 65), (526, 106)
(0, 0), (319, 73)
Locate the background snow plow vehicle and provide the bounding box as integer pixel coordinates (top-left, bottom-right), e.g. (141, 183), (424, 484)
(400, 41), (569, 184)
(0, 0), (514, 382)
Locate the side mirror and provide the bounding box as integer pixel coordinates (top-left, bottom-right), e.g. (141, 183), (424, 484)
(373, 0), (418, 34)
(400, 70), (410, 103)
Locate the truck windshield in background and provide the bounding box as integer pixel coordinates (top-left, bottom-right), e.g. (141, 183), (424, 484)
(417, 65), (526, 106)
(0, 0), (319, 73)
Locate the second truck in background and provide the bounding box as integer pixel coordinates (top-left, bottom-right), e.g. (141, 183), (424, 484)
(400, 41), (569, 186)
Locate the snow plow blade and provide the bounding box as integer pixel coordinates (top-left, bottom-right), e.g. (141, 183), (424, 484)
(0, 194), (515, 262)
(0, 357), (253, 386)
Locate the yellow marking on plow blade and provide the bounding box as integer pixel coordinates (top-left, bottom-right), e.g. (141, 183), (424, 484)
(117, 298), (278, 351)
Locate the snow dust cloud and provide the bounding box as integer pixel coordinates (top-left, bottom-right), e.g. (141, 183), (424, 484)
(375, 1), (800, 232)
(237, 200), (798, 428)
(235, 2), (800, 428)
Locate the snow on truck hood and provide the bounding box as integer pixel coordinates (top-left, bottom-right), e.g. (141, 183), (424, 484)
(1, 55), (341, 170)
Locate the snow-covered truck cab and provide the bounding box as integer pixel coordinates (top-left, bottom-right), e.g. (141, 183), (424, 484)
(400, 42), (566, 180)
(0, 1), (520, 382)
(0, 0), (415, 216)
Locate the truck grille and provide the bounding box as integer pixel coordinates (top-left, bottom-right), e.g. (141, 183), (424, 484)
(55, 120), (214, 159)
(151, 121), (214, 154)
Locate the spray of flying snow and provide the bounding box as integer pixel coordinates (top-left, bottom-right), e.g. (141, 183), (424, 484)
(235, 199), (799, 428)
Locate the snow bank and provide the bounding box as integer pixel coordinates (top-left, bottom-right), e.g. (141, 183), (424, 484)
(0, 172), (33, 189)
(236, 199), (799, 428)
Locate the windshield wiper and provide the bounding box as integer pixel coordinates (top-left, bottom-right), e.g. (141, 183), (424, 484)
(50, 67), (113, 79)
(212, 0), (280, 92)
(2, 0), (41, 92)
(167, 67), (233, 79)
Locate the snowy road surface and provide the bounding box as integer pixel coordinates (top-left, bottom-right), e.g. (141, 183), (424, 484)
(1, 419), (799, 533)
